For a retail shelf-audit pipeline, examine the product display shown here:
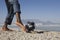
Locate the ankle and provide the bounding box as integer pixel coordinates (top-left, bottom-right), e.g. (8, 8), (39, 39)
(3, 24), (8, 28)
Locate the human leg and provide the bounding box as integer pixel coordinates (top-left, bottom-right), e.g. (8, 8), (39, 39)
(13, 1), (27, 32)
(15, 12), (27, 32)
(2, 2), (14, 31)
(16, 12), (23, 25)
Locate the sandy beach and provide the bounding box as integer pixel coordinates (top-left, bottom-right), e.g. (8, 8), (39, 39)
(0, 29), (60, 40)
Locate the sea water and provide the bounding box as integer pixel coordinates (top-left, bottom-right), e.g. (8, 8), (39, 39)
(35, 26), (60, 32)
(0, 24), (60, 32)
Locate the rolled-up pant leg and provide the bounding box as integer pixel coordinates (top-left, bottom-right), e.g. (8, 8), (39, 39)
(5, 4), (14, 25)
(13, 0), (21, 13)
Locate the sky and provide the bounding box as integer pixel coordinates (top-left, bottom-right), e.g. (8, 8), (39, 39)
(0, 0), (60, 23)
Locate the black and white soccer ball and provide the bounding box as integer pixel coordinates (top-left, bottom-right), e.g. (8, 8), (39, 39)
(25, 21), (35, 32)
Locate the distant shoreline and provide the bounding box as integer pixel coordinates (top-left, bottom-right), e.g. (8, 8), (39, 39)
(0, 24), (60, 32)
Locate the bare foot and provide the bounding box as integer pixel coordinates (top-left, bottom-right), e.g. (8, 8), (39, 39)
(16, 22), (27, 32)
(2, 27), (13, 31)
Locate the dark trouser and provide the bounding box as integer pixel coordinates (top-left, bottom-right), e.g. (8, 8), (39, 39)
(5, 0), (21, 25)
(5, 4), (14, 25)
